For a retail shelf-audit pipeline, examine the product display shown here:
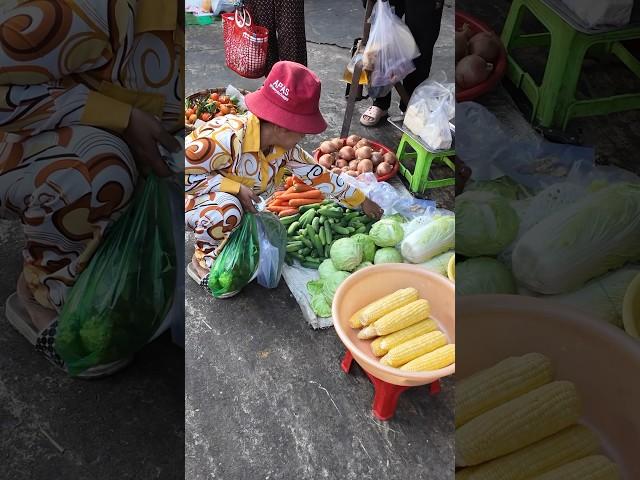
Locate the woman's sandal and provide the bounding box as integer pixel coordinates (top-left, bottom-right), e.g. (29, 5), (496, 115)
(5, 293), (132, 379)
(360, 105), (388, 127)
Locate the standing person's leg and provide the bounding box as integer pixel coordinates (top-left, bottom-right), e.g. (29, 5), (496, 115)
(184, 191), (243, 283)
(400, 0), (444, 110)
(274, 0), (307, 68)
(244, 0), (279, 75)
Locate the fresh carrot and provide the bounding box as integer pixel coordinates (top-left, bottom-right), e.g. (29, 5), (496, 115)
(292, 176), (305, 184)
(285, 176), (294, 189)
(279, 190), (323, 201)
(270, 199), (290, 207)
(279, 208), (299, 217)
(267, 205), (294, 212)
(292, 183), (314, 193)
(273, 191), (286, 197)
(289, 198), (322, 207)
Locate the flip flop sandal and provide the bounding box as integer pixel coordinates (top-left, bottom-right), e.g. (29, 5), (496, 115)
(5, 293), (132, 379)
(360, 106), (388, 127)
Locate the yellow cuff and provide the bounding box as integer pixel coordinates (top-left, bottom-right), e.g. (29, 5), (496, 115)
(220, 177), (242, 195)
(81, 91), (132, 133)
(346, 189), (366, 208)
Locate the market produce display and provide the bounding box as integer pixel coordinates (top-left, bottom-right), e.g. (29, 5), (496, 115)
(266, 176), (324, 217)
(455, 353), (621, 479)
(184, 89), (245, 126)
(313, 135), (398, 181)
(346, 288), (455, 372)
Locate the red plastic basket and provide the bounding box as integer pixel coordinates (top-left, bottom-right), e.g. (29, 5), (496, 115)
(222, 9), (269, 79)
(455, 10), (507, 102)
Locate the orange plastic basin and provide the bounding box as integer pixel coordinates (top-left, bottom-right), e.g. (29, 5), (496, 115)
(457, 295), (640, 479)
(332, 264), (455, 387)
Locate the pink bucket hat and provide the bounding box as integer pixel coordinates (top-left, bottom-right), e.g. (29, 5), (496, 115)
(245, 61), (328, 134)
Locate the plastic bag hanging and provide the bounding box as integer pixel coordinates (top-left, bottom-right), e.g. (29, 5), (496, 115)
(255, 212), (288, 289)
(55, 174), (177, 375)
(362, 0), (420, 87)
(208, 213), (260, 298)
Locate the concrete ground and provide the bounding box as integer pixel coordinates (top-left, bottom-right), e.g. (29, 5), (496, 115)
(185, 1), (455, 480)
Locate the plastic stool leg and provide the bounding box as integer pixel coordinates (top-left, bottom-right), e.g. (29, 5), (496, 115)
(429, 379), (441, 396)
(412, 150), (432, 193)
(370, 376), (411, 421)
(341, 350), (354, 374)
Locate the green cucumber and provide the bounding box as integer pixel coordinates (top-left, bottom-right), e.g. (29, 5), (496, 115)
(323, 221), (332, 244)
(287, 221), (301, 235)
(332, 225), (350, 235)
(319, 226), (326, 245)
(298, 203), (322, 213)
(280, 214), (300, 225)
(312, 216), (321, 232)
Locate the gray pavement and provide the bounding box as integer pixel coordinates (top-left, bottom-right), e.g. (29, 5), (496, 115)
(185, 1), (456, 479)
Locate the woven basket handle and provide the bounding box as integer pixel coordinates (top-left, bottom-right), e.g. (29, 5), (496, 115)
(234, 7), (252, 28)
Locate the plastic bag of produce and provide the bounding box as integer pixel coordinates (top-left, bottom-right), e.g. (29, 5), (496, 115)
(512, 183), (640, 294)
(362, 0), (420, 87)
(404, 76), (455, 150)
(255, 212), (288, 289)
(55, 175), (176, 375)
(561, 0), (632, 28)
(401, 215), (455, 264)
(208, 214), (259, 298)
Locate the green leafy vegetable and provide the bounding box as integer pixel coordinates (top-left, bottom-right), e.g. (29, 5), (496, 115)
(457, 257), (516, 295)
(351, 233), (376, 263)
(401, 216), (455, 263)
(318, 259), (339, 279)
(369, 218), (404, 247)
(374, 247), (403, 264)
(322, 271), (350, 304)
(330, 238), (363, 272)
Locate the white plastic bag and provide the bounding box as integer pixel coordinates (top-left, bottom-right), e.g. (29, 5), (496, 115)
(255, 212), (288, 289)
(362, 0), (420, 87)
(561, 0), (633, 28)
(212, 0), (237, 16)
(404, 77), (455, 150)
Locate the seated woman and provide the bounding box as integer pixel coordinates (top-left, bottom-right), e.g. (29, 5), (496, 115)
(185, 61), (383, 291)
(0, 0), (183, 375)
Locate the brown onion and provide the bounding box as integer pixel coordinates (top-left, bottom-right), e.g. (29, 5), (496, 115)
(319, 153), (335, 166)
(355, 138), (371, 149)
(339, 146), (356, 161)
(345, 134), (361, 147)
(348, 159), (360, 171)
(331, 138), (344, 150)
(335, 158), (348, 168)
(341, 166), (349, 173)
(376, 162), (393, 176)
(357, 159), (373, 174)
(370, 151), (383, 167)
(382, 152), (397, 166)
(468, 32), (502, 63)
(456, 54), (493, 89)
(356, 146), (373, 159)
(331, 167), (343, 174)
(319, 157), (333, 169)
(319, 141), (336, 154)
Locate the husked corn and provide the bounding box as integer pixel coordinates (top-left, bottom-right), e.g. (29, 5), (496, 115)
(358, 299), (430, 339)
(459, 425), (599, 480)
(400, 344), (455, 371)
(377, 319), (439, 355)
(349, 306), (367, 329)
(358, 287), (419, 327)
(530, 455), (621, 480)
(456, 381), (581, 467)
(380, 331), (447, 367)
(456, 353), (553, 427)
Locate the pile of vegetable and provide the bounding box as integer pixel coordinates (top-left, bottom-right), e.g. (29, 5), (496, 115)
(349, 288), (455, 372)
(185, 91), (244, 125)
(266, 176), (324, 217)
(295, 209), (456, 317)
(455, 23), (503, 90)
(316, 135), (398, 179)
(456, 175), (640, 333)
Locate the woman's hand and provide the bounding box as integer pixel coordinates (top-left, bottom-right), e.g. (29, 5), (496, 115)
(237, 185), (259, 213)
(362, 197), (383, 220)
(122, 108), (181, 177)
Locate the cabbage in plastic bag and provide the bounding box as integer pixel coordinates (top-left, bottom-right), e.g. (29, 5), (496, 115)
(456, 191), (519, 257)
(419, 250), (455, 276)
(512, 183), (640, 294)
(457, 257), (516, 295)
(401, 216), (455, 264)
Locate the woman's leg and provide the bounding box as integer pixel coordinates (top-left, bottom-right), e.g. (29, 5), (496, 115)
(184, 191), (243, 272)
(0, 125), (137, 328)
(274, 0), (307, 69)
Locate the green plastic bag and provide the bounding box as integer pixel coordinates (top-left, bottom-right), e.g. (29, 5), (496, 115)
(55, 174), (176, 375)
(208, 213), (259, 298)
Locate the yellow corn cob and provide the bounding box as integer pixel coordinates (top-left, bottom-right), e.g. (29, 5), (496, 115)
(370, 337), (387, 356)
(349, 306), (367, 329)
(455, 352), (553, 428)
(459, 425), (599, 480)
(381, 331), (447, 367)
(400, 344), (455, 371)
(379, 319), (438, 352)
(357, 287), (419, 327)
(357, 299), (430, 339)
(455, 380), (581, 467)
(530, 455), (621, 480)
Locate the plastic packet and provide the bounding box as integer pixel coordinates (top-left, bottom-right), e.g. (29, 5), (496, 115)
(255, 212), (287, 289)
(362, 0), (420, 87)
(226, 84), (247, 111)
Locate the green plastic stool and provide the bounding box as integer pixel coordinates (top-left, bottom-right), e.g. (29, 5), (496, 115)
(396, 133), (455, 194)
(501, 0), (640, 129)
